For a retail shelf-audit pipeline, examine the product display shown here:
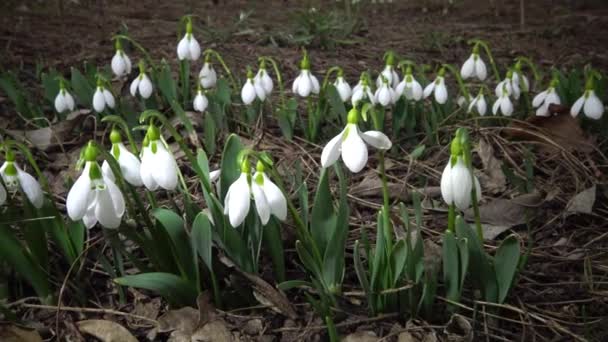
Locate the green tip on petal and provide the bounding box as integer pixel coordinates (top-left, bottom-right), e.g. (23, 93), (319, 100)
(347, 108), (359, 124)
(146, 125), (160, 141)
(450, 136), (462, 158)
(4, 162), (17, 176)
(84, 142), (98, 162)
(110, 129), (122, 144)
(240, 158), (251, 173)
(256, 160), (265, 172)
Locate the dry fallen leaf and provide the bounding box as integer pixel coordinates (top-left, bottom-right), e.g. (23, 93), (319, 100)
(6, 109), (89, 150)
(0, 325), (43, 342)
(342, 331), (379, 342)
(77, 320), (137, 342)
(566, 185), (596, 214)
(350, 173), (441, 202)
(475, 139), (506, 194)
(444, 314), (472, 342)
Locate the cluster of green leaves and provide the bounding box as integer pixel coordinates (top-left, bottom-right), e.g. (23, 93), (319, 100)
(289, 4), (362, 50)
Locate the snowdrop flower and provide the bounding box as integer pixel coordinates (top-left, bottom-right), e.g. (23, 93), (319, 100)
(467, 91), (487, 116)
(0, 151), (44, 208)
(441, 156), (481, 211)
(199, 59), (217, 89)
(460, 47), (487, 81)
(130, 61), (153, 99)
(321, 108), (392, 173)
(495, 71), (522, 100)
(423, 70), (448, 104)
(223, 159), (285, 227)
(254, 61), (274, 97)
(395, 67), (423, 101)
(292, 52), (320, 98)
(457, 95), (472, 108)
(193, 88), (208, 112)
(571, 78), (604, 119)
(92, 81), (115, 113)
(241, 68), (266, 105)
(533, 80), (560, 117)
(101, 129), (143, 187)
(140, 125), (178, 191)
(177, 18), (201, 61)
(376, 52), (400, 88)
(111, 39), (132, 77)
(66, 143), (125, 229)
(375, 77), (397, 107)
(333, 72), (352, 102)
(351, 77), (375, 107)
(512, 70), (530, 93)
(492, 84), (514, 116)
(54, 80), (76, 113)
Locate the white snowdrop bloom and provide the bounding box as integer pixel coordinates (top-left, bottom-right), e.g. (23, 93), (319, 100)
(532, 86), (561, 117)
(0, 159), (44, 209)
(495, 76), (522, 100)
(111, 49), (132, 77)
(374, 79), (397, 107)
(253, 163), (287, 222)
(512, 71), (530, 93)
(571, 89), (604, 120)
(241, 75), (266, 105)
(457, 95), (472, 108)
(66, 148), (125, 229)
(321, 109), (392, 173)
(177, 23), (201, 61)
(193, 89), (209, 112)
(468, 93), (487, 116)
(395, 73), (423, 101)
(351, 81), (376, 107)
(101, 131), (143, 187)
(460, 53), (487, 81)
(440, 156), (481, 211)
(199, 62), (217, 89)
(92, 86), (115, 113)
(254, 67), (274, 97)
(292, 69), (320, 98)
(54, 88), (76, 113)
(130, 72), (154, 99)
(334, 75), (352, 102)
(423, 75), (448, 104)
(492, 91), (514, 116)
(139, 127), (179, 191)
(376, 65), (400, 89)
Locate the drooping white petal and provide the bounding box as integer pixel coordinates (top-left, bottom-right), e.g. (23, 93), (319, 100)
(532, 90), (548, 108)
(351, 88), (364, 106)
(105, 177), (125, 217)
(297, 72), (312, 97)
(252, 182), (270, 225)
(435, 81), (448, 104)
(0, 183), (6, 206)
(17, 168), (44, 208)
(476, 95), (487, 116)
(570, 95), (585, 117)
(117, 143), (143, 186)
(310, 74), (320, 94)
(103, 89), (115, 109)
(199, 63), (217, 89)
(475, 57), (487, 81)
(188, 36), (201, 61)
(292, 74), (301, 94)
(423, 82), (435, 98)
(241, 80), (257, 105)
(193, 92), (208, 112)
(500, 96), (514, 116)
(460, 55), (475, 79)
(124, 54), (132, 74)
(450, 158), (473, 211)
(440, 161), (453, 205)
(140, 147), (159, 191)
(361, 130), (392, 150)
(83, 200), (98, 228)
(151, 142), (178, 191)
(130, 78), (140, 97)
(67, 165), (93, 220)
(544, 91), (561, 107)
(261, 174), (287, 221)
(227, 174), (251, 227)
(584, 92), (604, 119)
(101, 161), (115, 183)
(55, 93), (66, 113)
(410, 79), (423, 101)
(254, 82), (266, 101)
(64, 92), (75, 111)
(341, 124), (368, 173)
(366, 88), (376, 105)
(95, 186), (122, 229)
(321, 130), (344, 168)
(177, 36), (189, 60)
(93, 89), (105, 112)
(138, 75), (153, 99)
(492, 98), (501, 115)
(111, 52), (127, 77)
(395, 80), (406, 98)
(334, 77), (352, 102)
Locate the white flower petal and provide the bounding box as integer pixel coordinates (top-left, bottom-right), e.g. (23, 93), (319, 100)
(130, 78), (140, 97)
(532, 90), (547, 108)
(93, 89), (105, 112)
(83, 202), (97, 229)
(111, 52), (126, 76)
(227, 174), (250, 227)
(0, 183), (6, 206)
(188, 36), (201, 60)
(292, 74), (301, 94)
(117, 143), (143, 186)
(65, 92), (75, 111)
(152, 142), (178, 191)
(435, 82), (448, 104)
(101, 160), (115, 183)
(423, 82), (435, 98)
(193, 92), (208, 112)
(584, 92), (604, 119)
(103, 89), (115, 109)
(105, 177), (125, 217)
(570, 95), (585, 117)
(298, 72), (312, 97)
(55, 93), (66, 113)
(501, 96), (513, 116)
(95, 187), (122, 229)
(261, 174), (287, 221)
(310, 74), (320, 94)
(241, 80), (257, 105)
(460, 55), (475, 79)
(140, 147), (159, 191)
(411, 80), (423, 101)
(138, 75), (153, 99)
(440, 161), (453, 205)
(492, 99), (501, 115)
(477, 95), (487, 116)
(67, 166), (93, 220)
(252, 182), (270, 225)
(475, 58), (487, 81)
(341, 125), (368, 173)
(17, 168), (44, 208)
(361, 130), (392, 150)
(209, 170), (221, 183)
(321, 130), (344, 168)
(451, 158), (473, 210)
(199, 63), (217, 89)
(177, 36), (189, 60)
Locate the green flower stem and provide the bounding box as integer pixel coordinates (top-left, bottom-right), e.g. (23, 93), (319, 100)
(204, 49), (239, 91)
(470, 39), (501, 81)
(378, 151), (393, 253)
(259, 56), (286, 108)
(112, 34), (157, 72)
(101, 115), (139, 154)
(515, 56), (541, 82)
(321, 66), (342, 90)
(442, 64), (470, 100)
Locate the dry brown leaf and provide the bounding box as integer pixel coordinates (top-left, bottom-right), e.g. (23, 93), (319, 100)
(6, 109), (89, 150)
(342, 331), (379, 342)
(443, 314), (472, 342)
(157, 307), (199, 334)
(0, 325), (43, 342)
(475, 139), (506, 194)
(350, 173), (441, 201)
(566, 185), (596, 214)
(190, 320), (233, 342)
(77, 320), (137, 342)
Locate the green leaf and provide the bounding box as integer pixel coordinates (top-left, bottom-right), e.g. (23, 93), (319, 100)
(216, 79), (232, 106)
(277, 280), (312, 291)
(157, 62), (177, 102)
(219, 134), (244, 201)
(70, 68), (94, 107)
(296, 240), (322, 278)
(410, 145), (426, 160)
(203, 113), (217, 156)
(353, 240), (370, 294)
(325, 315), (339, 342)
(325, 84), (346, 121)
(264, 219), (286, 283)
(390, 239), (408, 284)
(41, 70), (61, 104)
(191, 212), (213, 270)
(278, 99), (297, 140)
(153, 209), (198, 284)
(114, 273), (198, 307)
(442, 231), (461, 304)
(311, 168), (336, 253)
(495, 234), (521, 303)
